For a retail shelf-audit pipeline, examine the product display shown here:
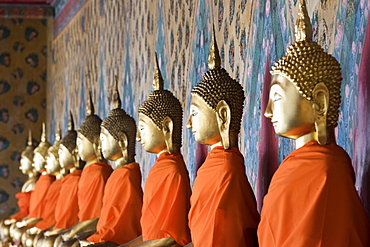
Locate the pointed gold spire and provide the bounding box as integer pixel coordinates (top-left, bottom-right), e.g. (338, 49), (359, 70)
(153, 52), (164, 91)
(27, 130), (32, 146)
(208, 25), (221, 70)
(41, 122), (46, 142)
(55, 123), (62, 141)
(86, 91), (95, 115)
(112, 75), (122, 109)
(295, 0), (312, 42)
(68, 111), (75, 131)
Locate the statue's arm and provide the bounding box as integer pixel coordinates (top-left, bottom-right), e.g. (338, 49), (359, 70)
(137, 237), (180, 247)
(62, 218), (98, 240)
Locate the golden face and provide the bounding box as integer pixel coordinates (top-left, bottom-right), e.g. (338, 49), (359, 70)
(137, 113), (166, 154)
(58, 144), (74, 170)
(76, 133), (96, 161)
(33, 152), (46, 172)
(187, 94), (221, 146)
(265, 74), (315, 139)
(20, 157), (33, 175)
(45, 152), (60, 175)
(100, 127), (122, 161)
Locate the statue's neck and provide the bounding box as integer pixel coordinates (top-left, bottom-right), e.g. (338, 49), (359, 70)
(295, 128), (336, 149)
(84, 158), (98, 169)
(157, 146), (180, 157)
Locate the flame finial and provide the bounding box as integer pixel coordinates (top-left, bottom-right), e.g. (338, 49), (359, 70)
(208, 25), (221, 70)
(87, 91), (95, 115)
(112, 75), (122, 109)
(56, 123), (62, 141)
(153, 52), (164, 91)
(41, 122), (46, 142)
(27, 130), (32, 146)
(295, 0), (312, 42)
(68, 111), (75, 131)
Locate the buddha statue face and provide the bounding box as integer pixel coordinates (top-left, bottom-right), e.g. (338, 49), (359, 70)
(76, 133), (97, 162)
(45, 152), (60, 175)
(100, 127), (123, 161)
(187, 94), (221, 145)
(265, 0), (341, 146)
(20, 157), (33, 175)
(137, 113), (167, 154)
(58, 144), (74, 170)
(264, 74), (315, 139)
(33, 152), (46, 172)
(187, 28), (245, 149)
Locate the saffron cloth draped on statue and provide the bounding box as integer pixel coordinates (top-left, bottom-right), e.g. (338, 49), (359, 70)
(189, 147), (260, 247)
(141, 152), (191, 246)
(258, 141), (370, 247)
(78, 162), (113, 221)
(35, 179), (63, 230)
(27, 174), (55, 219)
(54, 169), (82, 229)
(12, 191), (32, 220)
(87, 162), (143, 245)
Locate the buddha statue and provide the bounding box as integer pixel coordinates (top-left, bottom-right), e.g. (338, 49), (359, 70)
(186, 27), (260, 247)
(79, 79), (143, 247)
(257, 0), (370, 246)
(59, 93), (112, 247)
(42, 112), (83, 247)
(0, 131), (38, 245)
(32, 125), (66, 247)
(13, 123), (55, 246)
(121, 53), (191, 247)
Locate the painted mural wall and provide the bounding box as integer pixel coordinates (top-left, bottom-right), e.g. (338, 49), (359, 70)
(48, 0), (370, 214)
(0, 16), (47, 219)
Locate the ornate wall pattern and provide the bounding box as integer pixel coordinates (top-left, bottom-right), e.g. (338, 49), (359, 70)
(48, 0), (369, 209)
(0, 17), (47, 219)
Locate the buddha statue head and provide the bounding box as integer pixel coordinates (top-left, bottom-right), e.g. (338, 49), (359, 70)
(137, 53), (183, 154)
(264, 0), (342, 146)
(45, 124), (62, 176)
(100, 80), (136, 168)
(20, 130), (34, 175)
(77, 92), (103, 162)
(59, 112), (81, 170)
(33, 123), (51, 172)
(187, 27), (245, 149)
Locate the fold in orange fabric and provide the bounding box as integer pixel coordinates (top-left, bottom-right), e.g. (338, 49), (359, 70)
(53, 169), (82, 229)
(35, 178), (63, 230)
(258, 141), (370, 247)
(12, 191), (32, 220)
(78, 162), (113, 221)
(141, 152), (191, 246)
(27, 174), (55, 219)
(87, 163), (143, 245)
(189, 147), (260, 247)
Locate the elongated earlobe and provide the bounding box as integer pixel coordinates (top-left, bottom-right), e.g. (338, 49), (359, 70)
(312, 83), (329, 145)
(216, 100), (231, 149)
(118, 132), (128, 164)
(162, 117), (174, 153)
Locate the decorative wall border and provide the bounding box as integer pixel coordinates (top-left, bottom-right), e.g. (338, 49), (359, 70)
(0, 4), (53, 19)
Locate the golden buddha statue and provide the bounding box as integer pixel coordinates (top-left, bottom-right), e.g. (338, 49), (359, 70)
(186, 26), (259, 247)
(121, 53), (191, 247)
(42, 113), (83, 247)
(0, 131), (38, 245)
(258, 0), (370, 246)
(58, 94), (112, 247)
(79, 79), (142, 247)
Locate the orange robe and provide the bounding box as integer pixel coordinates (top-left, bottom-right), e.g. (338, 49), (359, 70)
(54, 169), (82, 229)
(189, 147), (260, 247)
(12, 191), (32, 220)
(141, 152), (191, 246)
(35, 179), (63, 230)
(258, 141), (370, 247)
(87, 163), (143, 245)
(78, 162), (113, 221)
(27, 174), (55, 219)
